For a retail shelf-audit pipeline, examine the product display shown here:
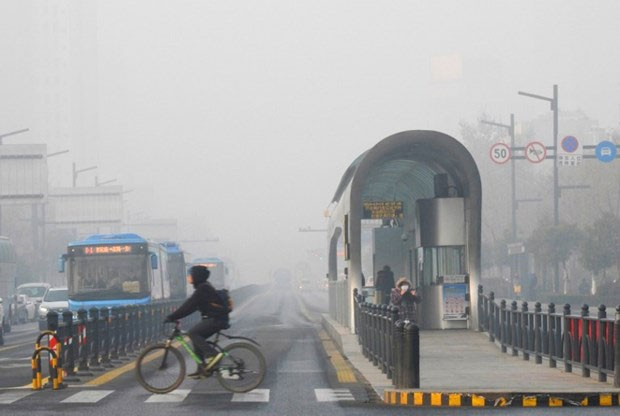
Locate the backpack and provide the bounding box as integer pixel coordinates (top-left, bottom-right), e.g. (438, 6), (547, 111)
(214, 289), (233, 314)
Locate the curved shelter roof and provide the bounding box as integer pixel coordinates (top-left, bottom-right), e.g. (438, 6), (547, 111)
(328, 130), (482, 330)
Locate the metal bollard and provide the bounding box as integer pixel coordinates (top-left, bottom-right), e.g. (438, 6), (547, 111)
(488, 292), (495, 342)
(511, 301), (518, 356)
(76, 309), (91, 374)
(548, 302), (557, 368)
(392, 320), (404, 388)
(534, 302), (542, 364)
(614, 305), (619, 388)
(100, 308), (112, 367)
(387, 305), (398, 380)
(47, 310), (59, 332)
(62, 310), (77, 379)
(597, 305), (607, 382)
(581, 304), (590, 378)
(110, 307), (120, 361)
(380, 304), (388, 374)
(89, 307), (101, 369)
(521, 301), (529, 361)
(402, 322), (420, 388)
(563, 303), (572, 373)
(500, 300), (507, 353)
(126, 305), (135, 354)
(117, 306), (127, 358)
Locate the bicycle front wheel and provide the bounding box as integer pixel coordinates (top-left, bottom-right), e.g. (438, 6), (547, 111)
(215, 342), (266, 393)
(135, 344), (186, 394)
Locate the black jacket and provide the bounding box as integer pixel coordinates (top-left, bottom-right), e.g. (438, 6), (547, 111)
(166, 282), (228, 321)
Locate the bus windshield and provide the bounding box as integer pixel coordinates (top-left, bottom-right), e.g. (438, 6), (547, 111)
(68, 254), (149, 301)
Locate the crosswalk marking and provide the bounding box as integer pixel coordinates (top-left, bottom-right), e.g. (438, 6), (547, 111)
(314, 388), (354, 402)
(61, 390), (114, 403)
(1, 387), (356, 404)
(0, 391), (33, 404)
(231, 389), (270, 402)
(145, 389), (191, 403)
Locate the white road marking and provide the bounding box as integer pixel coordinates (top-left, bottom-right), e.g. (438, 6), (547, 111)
(231, 389), (270, 402)
(0, 391), (34, 404)
(61, 390), (114, 403)
(145, 389), (191, 403)
(314, 388), (354, 402)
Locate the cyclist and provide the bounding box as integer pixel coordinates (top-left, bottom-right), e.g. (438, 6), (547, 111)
(164, 265), (230, 377)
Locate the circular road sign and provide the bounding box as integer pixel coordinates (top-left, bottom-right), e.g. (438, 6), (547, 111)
(595, 140), (617, 163)
(490, 143), (511, 164)
(524, 141), (547, 163)
(561, 135), (579, 153)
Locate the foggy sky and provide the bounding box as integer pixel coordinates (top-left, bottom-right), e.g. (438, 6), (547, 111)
(1, 1), (620, 282)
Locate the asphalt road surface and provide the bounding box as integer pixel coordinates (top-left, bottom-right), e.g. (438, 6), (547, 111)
(0, 286), (616, 415)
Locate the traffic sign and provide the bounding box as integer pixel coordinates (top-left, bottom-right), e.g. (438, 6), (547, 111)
(558, 135), (582, 166)
(524, 141), (547, 163)
(489, 143), (511, 164)
(595, 140), (617, 163)
(561, 136), (579, 153)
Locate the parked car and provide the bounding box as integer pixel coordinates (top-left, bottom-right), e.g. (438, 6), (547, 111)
(11, 294), (35, 324)
(38, 287), (69, 330)
(16, 282), (51, 321)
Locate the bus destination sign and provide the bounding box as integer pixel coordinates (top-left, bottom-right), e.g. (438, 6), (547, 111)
(81, 245), (136, 255)
(362, 201), (404, 220)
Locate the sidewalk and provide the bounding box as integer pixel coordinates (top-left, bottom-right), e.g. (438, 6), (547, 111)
(321, 314), (619, 407)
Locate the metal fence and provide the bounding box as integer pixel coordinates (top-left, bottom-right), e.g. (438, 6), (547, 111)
(40, 301), (198, 380)
(477, 285), (620, 388)
(353, 289), (419, 388)
(34, 284), (269, 384)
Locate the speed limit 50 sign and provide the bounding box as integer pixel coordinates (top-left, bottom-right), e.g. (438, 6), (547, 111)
(490, 143), (511, 164)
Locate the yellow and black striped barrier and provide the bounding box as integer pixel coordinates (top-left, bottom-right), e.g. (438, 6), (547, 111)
(383, 391), (620, 407)
(32, 331), (64, 390)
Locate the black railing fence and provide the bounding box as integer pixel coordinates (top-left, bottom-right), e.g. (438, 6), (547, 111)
(477, 285), (620, 388)
(353, 289), (420, 388)
(41, 300), (198, 380)
(35, 284), (268, 385)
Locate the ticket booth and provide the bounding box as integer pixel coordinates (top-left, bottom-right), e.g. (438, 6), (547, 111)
(415, 196), (470, 329)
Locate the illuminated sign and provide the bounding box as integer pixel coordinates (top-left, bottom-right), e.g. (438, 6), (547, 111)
(81, 245), (135, 255)
(362, 201), (404, 220)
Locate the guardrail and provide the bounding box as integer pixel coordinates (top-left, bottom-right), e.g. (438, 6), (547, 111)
(34, 285), (266, 388)
(477, 285), (619, 388)
(353, 289), (420, 388)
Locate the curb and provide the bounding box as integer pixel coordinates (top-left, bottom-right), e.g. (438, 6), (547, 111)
(383, 391), (620, 407)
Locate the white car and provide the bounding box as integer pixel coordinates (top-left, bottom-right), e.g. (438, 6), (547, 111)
(16, 282), (51, 321)
(38, 287), (69, 329)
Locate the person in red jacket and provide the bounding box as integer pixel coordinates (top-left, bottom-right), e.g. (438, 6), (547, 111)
(165, 265), (230, 377)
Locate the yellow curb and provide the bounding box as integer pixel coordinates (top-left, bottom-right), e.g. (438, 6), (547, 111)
(318, 329), (357, 384)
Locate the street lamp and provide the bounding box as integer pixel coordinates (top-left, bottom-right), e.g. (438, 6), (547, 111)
(518, 84), (559, 292)
(0, 128), (29, 145)
(95, 176), (117, 187)
(72, 162), (97, 187)
(48, 149), (70, 158)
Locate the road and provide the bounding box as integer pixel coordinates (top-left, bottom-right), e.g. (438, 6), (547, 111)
(0, 286), (616, 415)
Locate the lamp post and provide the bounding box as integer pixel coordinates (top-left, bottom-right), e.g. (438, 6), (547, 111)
(0, 128), (29, 145)
(72, 163), (97, 187)
(95, 176), (117, 187)
(518, 84), (559, 292)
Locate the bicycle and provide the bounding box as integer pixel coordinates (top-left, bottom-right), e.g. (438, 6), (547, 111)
(135, 321), (266, 394)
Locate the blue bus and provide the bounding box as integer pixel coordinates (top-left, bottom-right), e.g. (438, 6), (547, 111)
(189, 257), (227, 289)
(161, 241), (187, 299)
(59, 233), (170, 310)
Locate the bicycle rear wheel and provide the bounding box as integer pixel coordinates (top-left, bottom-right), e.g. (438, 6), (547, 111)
(135, 344), (186, 394)
(215, 342), (266, 393)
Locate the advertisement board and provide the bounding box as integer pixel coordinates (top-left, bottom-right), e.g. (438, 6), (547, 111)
(47, 186), (123, 227)
(0, 144), (48, 204)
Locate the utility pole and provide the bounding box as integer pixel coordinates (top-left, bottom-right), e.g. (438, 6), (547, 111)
(518, 85), (560, 291)
(72, 162), (97, 187)
(482, 114), (517, 240)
